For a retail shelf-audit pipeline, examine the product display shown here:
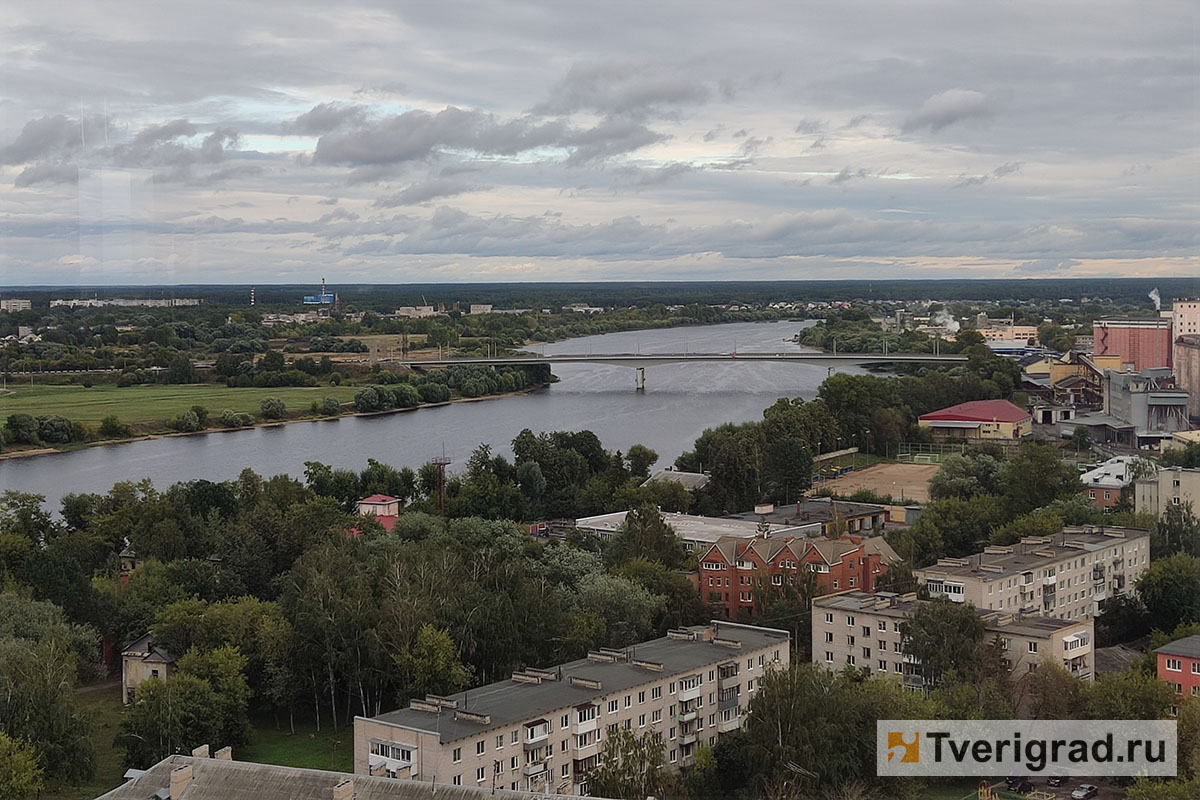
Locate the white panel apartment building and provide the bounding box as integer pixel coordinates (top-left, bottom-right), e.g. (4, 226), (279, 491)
(354, 622), (789, 796)
(812, 591), (1096, 688)
(913, 527), (1150, 621)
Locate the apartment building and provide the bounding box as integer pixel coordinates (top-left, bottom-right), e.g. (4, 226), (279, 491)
(913, 527), (1150, 621)
(1155, 635), (1200, 713)
(696, 533), (901, 618)
(1080, 455), (1149, 510)
(354, 622), (790, 796)
(812, 591), (1096, 689)
(0, 298), (32, 312)
(1135, 467), (1200, 518)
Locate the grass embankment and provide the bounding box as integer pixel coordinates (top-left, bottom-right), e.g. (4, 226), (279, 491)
(42, 685), (351, 800)
(0, 384), (360, 427)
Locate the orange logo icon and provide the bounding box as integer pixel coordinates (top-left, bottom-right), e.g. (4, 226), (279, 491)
(887, 731), (920, 763)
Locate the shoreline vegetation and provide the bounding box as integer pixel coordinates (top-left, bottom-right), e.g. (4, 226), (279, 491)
(0, 382), (548, 461)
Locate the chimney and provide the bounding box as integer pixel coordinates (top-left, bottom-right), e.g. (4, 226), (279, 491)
(333, 777), (355, 800)
(214, 746), (232, 761)
(169, 765), (193, 800)
(191, 744), (210, 759)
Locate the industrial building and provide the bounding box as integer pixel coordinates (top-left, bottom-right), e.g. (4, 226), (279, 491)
(1093, 317), (1174, 371)
(353, 622), (789, 795)
(573, 510), (819, 552)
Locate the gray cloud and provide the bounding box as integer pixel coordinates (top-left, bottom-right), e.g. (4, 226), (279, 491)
(955, 160), (1023, 187)
(0, 114), (93, 164)
(531, 61), (710, 118)
(14, 162), (79, 187)
(374, 178), (483, 206)
(283, 102), (369, 135)
(901, 89), (994, 133)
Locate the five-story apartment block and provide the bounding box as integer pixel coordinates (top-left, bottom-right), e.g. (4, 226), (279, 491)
(913, 527), (1149, 621)
(354, 622), (789, 796)
(812, 591), (1096, 689)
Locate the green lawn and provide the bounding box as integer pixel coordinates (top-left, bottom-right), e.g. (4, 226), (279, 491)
(239, 715), (354, 773)
(41, 686), (351, 800)
(42, 684), (128, 800)
(0, 384), (360, 427)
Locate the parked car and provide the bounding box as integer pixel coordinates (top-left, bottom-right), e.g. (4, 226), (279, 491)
(1071, 786), (1099, 799)
(1047, 775), (1067, 787)
(1012, 779), (1034, 793)
(1005, 776), (1028, 789)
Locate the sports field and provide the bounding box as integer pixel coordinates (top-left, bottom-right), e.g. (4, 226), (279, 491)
(0, 384), (360, 427)
(816, 462), (940, 504)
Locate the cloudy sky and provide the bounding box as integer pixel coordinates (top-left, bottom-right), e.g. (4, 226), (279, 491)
(1, 1), (1196, 285)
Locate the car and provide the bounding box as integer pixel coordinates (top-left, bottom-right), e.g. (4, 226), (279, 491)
(1011, 779), (1034, 793)
(1005, 776), (1028, 789)
(1071, 786), (1099, 799)
(1047, 775), (1067, 787)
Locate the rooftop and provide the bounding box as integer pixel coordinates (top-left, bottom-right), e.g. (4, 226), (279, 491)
(574, 510), (817, 546)
(918, 399), (1031, 424)
(1156, 635), (1200, 660)
(725, 497), (887, 527)
(359, 494), (399, 505)
(1080, 456), (1153, 489)
(642, 469), (710, 490)
(914, 527), (1149, 582)
(367, 622), (789, 744)
(814, 591), (1088, 640)
(97, 755), (584, 800)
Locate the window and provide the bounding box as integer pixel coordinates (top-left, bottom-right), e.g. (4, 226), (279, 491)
(825, 651), (834, 663)
(512, 731), (518, 744)
(1192, 663), (1200, 675)
(652, 686), (662, 699)
(453, 776), (461, 786)
(825, 631), (834, 643)
(638, 691), (645, 703)
(1028, 642), (1038, 654)
(747, 678), (754, 690)
(1166, 658), (1183, 672)
(561, 715), (568, 728)
(878, 660), (887, 671)
(652, 709), (662, 723)
(846, 615), (855, 626)
(847, 654), (856, 665)
(833, 579), (839, 588)
(607, 699), (618, 712)
(862, 626), (870, 637)
(453, 748), (462, 763)
(878, 620), (887, 631)
(849, 577), (856, 587)
(561, 764), (569, 778)
(669, 681), (676, 693)
(496, 735), (503, 749)
(639, 714), (645, 727)
(510, 756), (518, 769)
(477, 741), (485, 755)
(824, 612), (834, 624)
(476, 767), (486, 782)
(624, 695), (631, 708)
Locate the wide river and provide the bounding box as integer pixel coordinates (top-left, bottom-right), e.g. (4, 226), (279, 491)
(1, 320), (862, 509)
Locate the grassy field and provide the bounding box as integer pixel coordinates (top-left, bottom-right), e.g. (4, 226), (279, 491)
(42, 684), (128, 800)
(41, 686), (351, 800)
(0, 384), (361, 427)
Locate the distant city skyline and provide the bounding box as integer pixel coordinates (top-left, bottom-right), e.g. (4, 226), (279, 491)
(1, 2), (1196, 284)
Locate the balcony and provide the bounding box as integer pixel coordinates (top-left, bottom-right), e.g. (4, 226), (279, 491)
(1020, 572), (1034, 587)
(523, 723), (550, 750)
(677, 710), (697, 724)
(572, 713), (599, 736)
(718, 694), (739, 711)
(1044, 574), (1057, 586)
(522, 759), (549, 777)
(680, 729), (699, 745)
(1092, 567), (1105, 582)
(573, 740), (600, 759)
(902, 674), (925, 689)
(718, 664), (739, 685)
(717, 714), (740, 733)
(679, 680), (702, 703)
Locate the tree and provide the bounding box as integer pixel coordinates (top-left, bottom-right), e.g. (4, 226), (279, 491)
(1071, 425), (1092, 452)
(1136, 554), (1200, 634)
(1095, 594), (1151, 646)
(605, 504), (686, 570)
(990, 512), (1063, 546)
(395, 624), (471, 702)
(259, 350), (286, 372)
(99, 415), (132, 438)
(0, 732), (43, 800)
(896, 496), (1005, 566)
(587, 727), (672, 800)
(117, 674), (222, 768)
(999, 440), (1081, 515)
(928, 452), (1003, 500)
(165, 354), (196, 384)
(259, 397), (286, 420)
(322, 396), (341, 416)
(1020, 661), (1085, 719)
(1083, 668), (1173, 720)
(1153, 502), (1200, 558)
(625, 444), (658, 480)
(176, 645), (252, 748)
(3, 414), (38, 445)
(901, 596), (985, 688)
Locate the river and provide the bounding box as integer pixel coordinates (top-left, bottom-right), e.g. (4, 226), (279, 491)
(0, 320), (861, 509)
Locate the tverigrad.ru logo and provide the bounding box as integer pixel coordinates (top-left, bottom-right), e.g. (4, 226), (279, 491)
(877, 720), (1176, 777)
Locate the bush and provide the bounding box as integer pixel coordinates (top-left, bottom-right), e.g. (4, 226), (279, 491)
(99, 415), (132, 438)
(418, 382), (451, 403)
(260, 397), (286, 420)
(354, 387), (381, 412)
(4, 413), (39, 444)
(37, 415), (75, 444)
(219, 409), (242, 428)
(169, 410), (202, 433)
(189, 406), (209, 427)
(393, 384), (420, 408)
(329, 372), (342, 386)
(116, 372), (141, 387)
(322, 397), (342, 416)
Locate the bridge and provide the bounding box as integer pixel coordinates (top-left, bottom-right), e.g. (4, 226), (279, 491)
(396, 352), (968, 391)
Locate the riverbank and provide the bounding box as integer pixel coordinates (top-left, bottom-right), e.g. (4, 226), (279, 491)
(0, 383), (546, 461)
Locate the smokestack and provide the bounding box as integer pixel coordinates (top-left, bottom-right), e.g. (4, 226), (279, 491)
(169, 765), (193, 800)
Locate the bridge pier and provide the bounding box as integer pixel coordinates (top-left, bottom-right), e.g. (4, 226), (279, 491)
(635, 366), (646, 392)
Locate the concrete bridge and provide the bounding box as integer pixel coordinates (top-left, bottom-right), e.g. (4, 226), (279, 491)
(396, 352), (968, 391)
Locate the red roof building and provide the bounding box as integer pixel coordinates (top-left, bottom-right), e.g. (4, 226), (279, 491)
(918, 399), (1032, 440)
(694, 534), (901, 619)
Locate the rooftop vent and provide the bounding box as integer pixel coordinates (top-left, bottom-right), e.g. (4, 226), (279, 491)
(667, 628), (694, 641)
(512, 672), (542, 685)
(712, 637), (743, 650)
(568, 676), (602, 690)
(424, 694), (459, 709)
(586, 651), (616, 663)
(525, 667), (559, 681)
(454, 709), (492, 725)
(632, 659), (664, 672)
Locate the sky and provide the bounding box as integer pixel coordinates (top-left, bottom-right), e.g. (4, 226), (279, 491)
(0, 1), (1197, 285)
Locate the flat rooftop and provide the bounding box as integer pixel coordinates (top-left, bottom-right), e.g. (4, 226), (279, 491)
(726, 497), (886, 527)
(575, 510), (817, 545)
(1156, 635), (1200, 660)
(814, 591), (1087, 639)
(367, 622), (789, 744)
(915, 527), (1149, 582)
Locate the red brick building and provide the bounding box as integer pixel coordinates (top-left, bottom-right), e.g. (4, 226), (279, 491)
(1093, 317), (1173, 371)
(695, 533), (901, 619)
(1156, 635), (1200, 713)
